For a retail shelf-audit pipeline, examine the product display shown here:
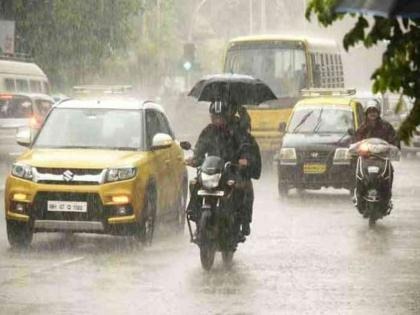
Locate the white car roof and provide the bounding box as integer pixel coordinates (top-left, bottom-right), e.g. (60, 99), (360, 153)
(54, 97), (165, 113)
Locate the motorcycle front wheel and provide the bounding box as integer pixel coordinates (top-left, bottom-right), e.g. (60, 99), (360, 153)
(199, 210), (215, 271)
(222, 250), (234, 267)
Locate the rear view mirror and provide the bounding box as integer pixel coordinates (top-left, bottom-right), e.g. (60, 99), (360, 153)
(180, 141), (192, 150)
(278, 122), (286, 133)
(16, 127), (31, 147)
(151, 133), (173, 150)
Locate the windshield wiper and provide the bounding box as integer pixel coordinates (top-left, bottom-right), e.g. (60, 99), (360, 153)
(292, 110), (313, 133)
(312, 108), (324, 133)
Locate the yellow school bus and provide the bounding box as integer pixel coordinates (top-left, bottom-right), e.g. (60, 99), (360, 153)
(223, 35), (345, 155)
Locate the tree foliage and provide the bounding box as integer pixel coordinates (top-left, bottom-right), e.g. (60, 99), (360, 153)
(5, 0), (141, 90)
(306, 0), (420, 143)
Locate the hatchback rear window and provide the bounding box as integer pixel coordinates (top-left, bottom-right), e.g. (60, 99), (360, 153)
(0, 95), (33, 119)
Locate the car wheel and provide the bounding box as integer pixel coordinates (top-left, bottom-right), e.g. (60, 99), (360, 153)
(137, 188), (157, 246)
(7, 220), (33, 249)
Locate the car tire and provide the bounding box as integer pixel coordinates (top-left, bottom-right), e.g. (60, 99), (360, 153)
(137, 188), (157, 246)
(7, 220), (33, 249)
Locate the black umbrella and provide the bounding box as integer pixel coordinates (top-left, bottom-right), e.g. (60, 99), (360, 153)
(335, 0), (420, 18)
(188, 73), (277, 106)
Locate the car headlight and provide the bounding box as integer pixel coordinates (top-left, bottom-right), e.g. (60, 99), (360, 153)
(200, 173), (221, 189)
(279, 148), (297, 163)
(106, 167), (137, 182)
(11, 163), (33, 180)
(333, 148), (351, 164)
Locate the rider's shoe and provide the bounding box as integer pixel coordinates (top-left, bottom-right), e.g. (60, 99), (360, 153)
(241, 222), (251, 236)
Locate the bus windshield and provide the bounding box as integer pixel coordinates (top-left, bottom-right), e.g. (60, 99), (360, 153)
(224, 42), (307, 98)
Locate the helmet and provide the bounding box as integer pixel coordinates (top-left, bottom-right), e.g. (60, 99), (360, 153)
(209, 100), (231, 117)
(365, 99), (381, 115)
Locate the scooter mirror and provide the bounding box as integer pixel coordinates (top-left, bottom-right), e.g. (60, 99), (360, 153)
(180, 141), (192, 150)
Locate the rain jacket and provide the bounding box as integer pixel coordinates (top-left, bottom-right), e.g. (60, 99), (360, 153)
(355, 118), (400, 149)
(193, 123), (241, 166)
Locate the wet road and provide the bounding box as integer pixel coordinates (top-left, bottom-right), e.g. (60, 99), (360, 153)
(1, 158), (420, 314)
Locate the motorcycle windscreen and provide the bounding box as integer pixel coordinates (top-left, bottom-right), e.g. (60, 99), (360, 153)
(201, 155), (225, 175)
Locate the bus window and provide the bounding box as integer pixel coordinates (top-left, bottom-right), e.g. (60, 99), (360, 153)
(42, 81), (50, 94)
(30, 80), (42, 93)
(224, 43), (307, 97)
(4, 78), (15, 91)
(16, 79), (29, 92)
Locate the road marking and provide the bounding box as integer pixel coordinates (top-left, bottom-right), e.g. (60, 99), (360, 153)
(0, 256), (85, 286)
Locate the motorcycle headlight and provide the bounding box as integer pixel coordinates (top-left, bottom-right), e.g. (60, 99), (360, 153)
(279, 148), (297, 164)
(333, 148), (351, 164)
(11, 163), (33, 180)
(106, 167), (136, 182)
(200, 173), (221, 189)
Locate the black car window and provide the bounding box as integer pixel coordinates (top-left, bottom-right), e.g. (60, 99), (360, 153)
(4, 78), (15, 91)
(156, 111), (174, 138)
(145, 110), (162, 148)
(0, 96), (33, 119)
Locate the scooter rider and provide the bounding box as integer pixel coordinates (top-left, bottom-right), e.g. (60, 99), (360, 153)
(354, 100), (400, 211)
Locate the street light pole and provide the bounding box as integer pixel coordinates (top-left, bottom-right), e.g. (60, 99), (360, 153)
(249, 0), (253, 34)
(261, 0), (266, 33)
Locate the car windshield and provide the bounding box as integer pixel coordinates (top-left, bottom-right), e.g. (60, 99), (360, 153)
(288, 106), (354, 134)
(34, 108), (143, 150)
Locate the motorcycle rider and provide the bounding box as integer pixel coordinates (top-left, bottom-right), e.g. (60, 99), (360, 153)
(185, 100), (251, 238)
(354, 100), (400, 212)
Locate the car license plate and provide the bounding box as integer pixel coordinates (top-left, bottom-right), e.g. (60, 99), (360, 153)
(47, 201), (88, 212)
(304, 163), (326, 174)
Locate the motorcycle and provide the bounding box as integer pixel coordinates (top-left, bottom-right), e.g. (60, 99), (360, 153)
(349, 138), (400, 227)
(180, 141), (243, 271)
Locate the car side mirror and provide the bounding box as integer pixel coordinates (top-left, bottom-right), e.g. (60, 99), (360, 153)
(180, 141), (192, 150)
(151, 133), (173, 150)
(278, 122), (287, 133)
(16, 127), (32, 147)
(347, 128), (355, 136)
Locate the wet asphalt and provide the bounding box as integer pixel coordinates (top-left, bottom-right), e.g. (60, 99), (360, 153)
(0, 157), (420, 315)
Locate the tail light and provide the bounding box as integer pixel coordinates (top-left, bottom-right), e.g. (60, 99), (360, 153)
(30, 115), (42, 129)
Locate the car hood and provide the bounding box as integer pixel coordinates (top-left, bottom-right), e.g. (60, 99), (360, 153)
(16, 148), (147, 169)
(282, 133), (352, 149)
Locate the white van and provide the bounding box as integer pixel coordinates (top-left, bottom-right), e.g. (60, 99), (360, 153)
(0, 56), (50, 94)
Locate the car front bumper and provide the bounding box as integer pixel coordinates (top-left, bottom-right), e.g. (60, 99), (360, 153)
(278, 162), (355, 189)
(5, 175), (146, 234)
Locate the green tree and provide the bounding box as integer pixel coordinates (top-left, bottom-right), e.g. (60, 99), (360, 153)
(9, 0), (141, 90)
(306, 0), (420, 143)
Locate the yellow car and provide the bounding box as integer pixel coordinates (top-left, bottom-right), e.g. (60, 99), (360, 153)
(277, 89), (365, 196)
(5, 97), (188, 248)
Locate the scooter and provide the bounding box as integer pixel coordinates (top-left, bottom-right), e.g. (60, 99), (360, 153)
(349, 138), (400, 227)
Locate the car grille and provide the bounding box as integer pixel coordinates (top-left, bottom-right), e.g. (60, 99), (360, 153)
(34, 167), (105, 185)
(299, 150), (331, 163)
(36, 168), (103, 175)
(32, 192), (104, 221)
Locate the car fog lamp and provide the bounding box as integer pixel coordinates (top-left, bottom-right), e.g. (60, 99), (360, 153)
(116, 206), (128, 216)
(14, 203), (25, 213)
(13, 193), (28, 201)
(112, 195), (130, 204)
